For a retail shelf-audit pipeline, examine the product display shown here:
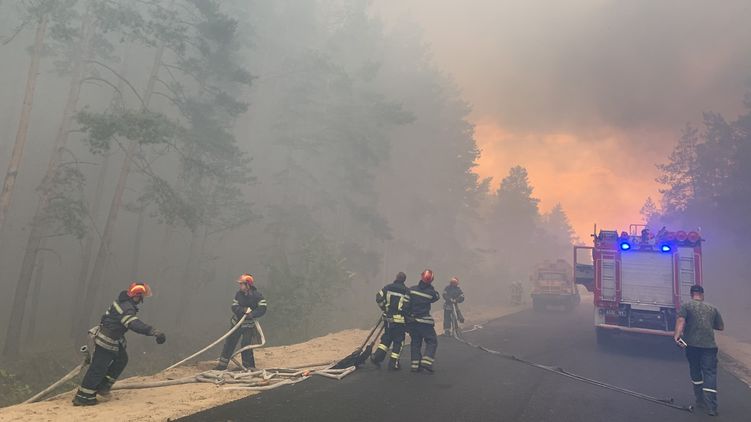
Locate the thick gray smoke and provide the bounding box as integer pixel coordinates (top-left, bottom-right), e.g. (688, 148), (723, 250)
(377, 0), (751, 137)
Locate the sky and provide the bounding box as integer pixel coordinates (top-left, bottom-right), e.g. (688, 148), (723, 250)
(373, 0), (751, 239)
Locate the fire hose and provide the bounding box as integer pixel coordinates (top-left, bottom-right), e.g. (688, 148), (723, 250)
(23, 345), (91, 404)
(165, 314), (251, 371)
(448, 310), (693, 412)
(25, 318), (354, 403)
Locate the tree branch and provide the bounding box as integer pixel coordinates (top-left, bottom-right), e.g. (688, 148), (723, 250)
(85, 60), (145, 108)
(82, 76), (125, 104)
(1, 20), (28, 46)
(152, 91), (181, 108)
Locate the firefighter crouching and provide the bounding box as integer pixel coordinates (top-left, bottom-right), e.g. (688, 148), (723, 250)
(442, 276), (465, 336)
(407, 269), (440, 373)
(73, 282), (166, 406)
(215, 273), (267, 370)
(371, 271), (410, 370)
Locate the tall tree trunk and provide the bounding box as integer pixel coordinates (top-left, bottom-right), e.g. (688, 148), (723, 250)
(0, 16), (48, 234)
(130, 206), (146, 281)
(2, 14), (95, 357)
(25, 252), (46, 347)
(74, 43), (165, 340)
(69, 152), (109, 338)
(175, 230), (200, 327)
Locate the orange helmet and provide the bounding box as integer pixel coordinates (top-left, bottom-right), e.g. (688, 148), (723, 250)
(450, 276), (459, 285)
(127, 282), (152, 298)
(420, 269), (434, 284)
(237, 273), (254, 285)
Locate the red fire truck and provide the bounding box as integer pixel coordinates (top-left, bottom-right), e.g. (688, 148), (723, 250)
(574, 225), (703, 345)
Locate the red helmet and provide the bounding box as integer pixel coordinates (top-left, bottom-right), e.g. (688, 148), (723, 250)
(237, 273), (254, 285)
(450, 276), (459, 285)
(420, 269), (434, 283)
(127, 282), (152, 298)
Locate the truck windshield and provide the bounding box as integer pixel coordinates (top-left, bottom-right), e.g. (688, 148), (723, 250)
(575, 248), (593, 266)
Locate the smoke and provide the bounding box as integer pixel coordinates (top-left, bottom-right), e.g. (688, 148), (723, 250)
(377, 0), (751, 135)
(374, 0), (751, 238)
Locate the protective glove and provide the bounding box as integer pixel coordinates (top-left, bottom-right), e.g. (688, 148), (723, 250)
(458, 316), (465, 323)
(153, 330), (167, 344)
(245, 307), (252, 315)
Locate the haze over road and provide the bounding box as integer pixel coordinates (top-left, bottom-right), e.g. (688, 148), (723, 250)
(180, 301), (751, 421)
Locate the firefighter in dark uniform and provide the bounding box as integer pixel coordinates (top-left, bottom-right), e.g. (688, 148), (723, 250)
(442, 276), (465, 336)
(215, 273), (267, 370)
(73, 282), (166, 406)
(371, 271), (410, 370)
(407, 269), (440, 372)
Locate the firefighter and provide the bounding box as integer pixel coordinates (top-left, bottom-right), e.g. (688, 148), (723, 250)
(674, 284), (725, 416)
(215, 273), (267, 370)
(371, 271), (410, 370)
(73, 282), (166, 406)
(510, 281), (523, 306)
(442, 276), (465, 336)
(407, 269), (440, 373)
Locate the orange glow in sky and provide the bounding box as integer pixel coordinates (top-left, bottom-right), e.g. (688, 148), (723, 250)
(472, 121), (667, 241)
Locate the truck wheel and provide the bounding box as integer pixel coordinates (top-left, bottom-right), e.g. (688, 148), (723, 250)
(596, 328), (612, 347)
(533, 299), (543, 312)
(564, 298), (575, 311)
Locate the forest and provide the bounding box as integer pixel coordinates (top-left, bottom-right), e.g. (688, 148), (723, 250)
(0, 0), (576, 404)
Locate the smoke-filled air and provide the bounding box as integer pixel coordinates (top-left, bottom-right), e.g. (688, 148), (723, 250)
(1, 0), (750, 420)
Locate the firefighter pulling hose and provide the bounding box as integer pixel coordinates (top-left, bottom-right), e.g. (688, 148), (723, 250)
(73, 282), (166, 406)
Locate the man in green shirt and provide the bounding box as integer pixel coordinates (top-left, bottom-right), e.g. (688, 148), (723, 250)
(674, 284), (725, 416)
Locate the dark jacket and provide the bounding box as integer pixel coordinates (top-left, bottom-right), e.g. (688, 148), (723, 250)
(376, 279), (410, 323)
(442, 284), (465, 310)
(231, 286), (267, 327)
(407, 281), (440, 325)
(94, 291), (154, 351)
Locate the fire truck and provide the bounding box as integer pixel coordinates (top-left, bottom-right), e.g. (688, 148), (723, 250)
(574, 225), (703, 345)
(530, 259), (580, 311)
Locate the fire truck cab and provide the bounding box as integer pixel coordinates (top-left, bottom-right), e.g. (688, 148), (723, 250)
(574, 225), (703, 345)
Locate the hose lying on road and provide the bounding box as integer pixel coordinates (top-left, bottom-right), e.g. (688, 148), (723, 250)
(23, 346), (91, 404)
(450, 315), (693, 413)
(109, 365), (356, 393)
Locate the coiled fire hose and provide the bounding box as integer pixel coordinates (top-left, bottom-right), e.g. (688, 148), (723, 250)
(448, 310), (693, 412)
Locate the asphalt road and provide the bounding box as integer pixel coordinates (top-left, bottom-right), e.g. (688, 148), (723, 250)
(179, 301), (751, 421)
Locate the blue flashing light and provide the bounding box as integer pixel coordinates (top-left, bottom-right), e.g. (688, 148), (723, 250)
(620, 242), (631, 251)
(660, 244), (672, 253)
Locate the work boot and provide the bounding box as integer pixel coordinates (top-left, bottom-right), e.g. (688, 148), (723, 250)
(72, 394), (98, 407)
(420, 364), (434, 373)
(213, 364), (228, 371)
(707, 409), (718, 416)
(96, 387), (112, 402)
(370, 355), (381, 368)
(388, 359), (400, 371)
(443, 330), (450, 336)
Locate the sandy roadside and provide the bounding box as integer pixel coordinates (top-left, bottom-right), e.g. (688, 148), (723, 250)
(0, 304), (523, 422)
(717, 334), (751, 388)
